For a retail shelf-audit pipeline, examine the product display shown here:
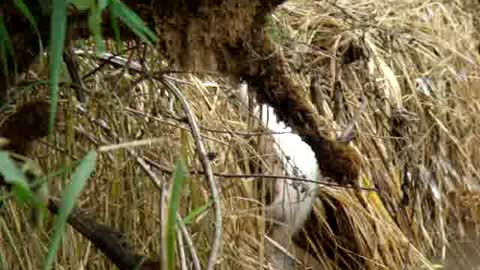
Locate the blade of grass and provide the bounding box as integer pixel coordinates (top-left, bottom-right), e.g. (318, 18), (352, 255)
(13, 0), (44, 55)
(88, 0), (106, 54)
(0, 15), (14, 105)
(109, 10), (122, 52)
(165, 159), (187, 270)
(48, 0), (67, 134)
(182, 202), (211, 226)
(43, 151), (97, 270)
(0, 249), (5, 269)
(0, 152), (29, 186)
(109, 0), (157, 45)
(70, 0), (91, 11)
(0, 151), (35, 204)
(13, 0), (38, 28)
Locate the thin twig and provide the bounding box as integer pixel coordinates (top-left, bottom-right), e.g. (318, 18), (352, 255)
(76, 106), (203, 269)
(176, 213), (202, 270)
(127, 148), (162, 189)
(177, 229), (188, 270)
(125, 107), (300, 136)
(337, 97), (368, 143)
(200, 172), (377, 192)
(160, 180), (169, 270)
(124, 107), (227, 145)
(63, 47), (87, 102)
(75, 111), (375, 193)
(159, 76), (222, 270)
(139, 154), (377, 192)
(75, 106), (205, 270)
(128, 145), (201, 270)
(264, 235), (303, 267)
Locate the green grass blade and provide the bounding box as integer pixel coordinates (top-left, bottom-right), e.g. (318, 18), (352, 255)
(88, 1), (106, 54)
(43, 151), (97, 270)
(48, 0), (68, 135)
(13, 0), (43, 47)
(109, 0), (157, 45)
(0, 151), (29, 186)
(0, 246), (5, 270)
(70, 0), (91, 11)
(182, 202), (211, 226)
(0, 16), (14, 61)
(109, 8), (122, 52)
(166, 159), (187, 270)
(0, 15), (14, 105)
(0, 151), (35, 205)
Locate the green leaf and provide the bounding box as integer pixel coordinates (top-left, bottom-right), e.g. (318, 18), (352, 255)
(109, 0), (157, 45)
(109, 8), (122, 52)
(13, 0), (43, 43)
(48, 0), (68, 135)
(13, 0), (42, 38)
(0, 151), (36, 205)
(43, 151), (97, 270)
(14, 0), (44, 92)
(182, 202), (211, 226)
(98, 0), (110, 10)
(70, 0), (91, 11)
(14, 79), (50, 94)
(0, 152), (29, 186)
(0, 247), (5, 270)
(0, 16), (14, 105)
(11, 183), (37, 205)
(165, 159), (187, 270)
(88, 1), (106, 54)
(0, 16), (14, 57)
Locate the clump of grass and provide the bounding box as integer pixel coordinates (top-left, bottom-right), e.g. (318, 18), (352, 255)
(1, 0), (480, 269)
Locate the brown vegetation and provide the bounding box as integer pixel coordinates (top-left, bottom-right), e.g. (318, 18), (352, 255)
(1, 0), (480, 270)
(2, 0), (360, 186)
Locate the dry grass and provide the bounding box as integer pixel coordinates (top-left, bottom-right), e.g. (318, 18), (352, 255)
(2, 0), (480, 269)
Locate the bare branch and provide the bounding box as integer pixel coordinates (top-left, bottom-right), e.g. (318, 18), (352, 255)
(159, 76), (223, 270)
(47, 197), (156, 270)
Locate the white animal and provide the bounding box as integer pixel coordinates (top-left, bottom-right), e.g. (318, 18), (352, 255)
(237, 82), (321, 269)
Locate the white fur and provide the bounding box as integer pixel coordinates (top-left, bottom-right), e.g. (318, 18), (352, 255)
(237, 82), (320, 269)
(237, 81), (319, 180)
